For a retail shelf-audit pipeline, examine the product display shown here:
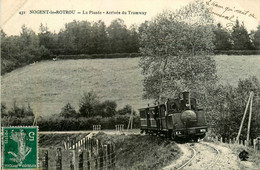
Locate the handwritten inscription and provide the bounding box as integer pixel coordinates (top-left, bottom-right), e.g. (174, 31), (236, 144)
(206, 0), (256, 18)
(206, 0), (257, 31)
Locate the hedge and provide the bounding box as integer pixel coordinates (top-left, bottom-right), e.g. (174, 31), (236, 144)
(1, 115), (140, 131)
(57, 53), (140, 60)
(214, 50), (260, 55)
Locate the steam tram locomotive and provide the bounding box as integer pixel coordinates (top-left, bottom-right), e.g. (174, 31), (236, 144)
(139, 92), (207, 141)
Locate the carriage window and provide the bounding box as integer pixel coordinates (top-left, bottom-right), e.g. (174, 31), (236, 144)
(171, 103), (176, 110)
(160, 105), (166, 116)
(190, 98), (197, 110)
(168, 100), (179, 113)
(140, 110), (146, 118)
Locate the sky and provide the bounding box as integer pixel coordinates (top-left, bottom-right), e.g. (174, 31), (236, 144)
(1, 0), (260, 35)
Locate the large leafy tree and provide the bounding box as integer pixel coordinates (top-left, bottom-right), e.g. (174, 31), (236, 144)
(139, 0), (217, 103)
(252, 24), (260, 50)
(38, 23), (58, 56)
(1, 26), (50, 74)
(78, 91), (100, 117)
(107, 19), (131, 53)
(128, 25), (140, 53)
(19, 25), (50, 63)
(58, 20), (91, 54)
(213, 23), (232, 50)
(231, 20), (253, 50)
(89, 20), (109, 54)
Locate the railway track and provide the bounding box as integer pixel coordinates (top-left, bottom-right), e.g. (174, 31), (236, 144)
(176, 142), (220, 170)
(176, 144), (197, 170)
(203, 142), (221, 169)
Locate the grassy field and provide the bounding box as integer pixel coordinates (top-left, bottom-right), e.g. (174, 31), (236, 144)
(214, 55), (260, 85)
(1, 55), (260, 116)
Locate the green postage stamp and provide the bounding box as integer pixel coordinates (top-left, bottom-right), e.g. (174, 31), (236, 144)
(2, 126), (38, 169)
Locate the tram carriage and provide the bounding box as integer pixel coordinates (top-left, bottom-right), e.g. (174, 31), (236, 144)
(139, 92), (207, 141)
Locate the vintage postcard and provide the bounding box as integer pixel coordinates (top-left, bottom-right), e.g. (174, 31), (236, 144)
(1, 0), (260, 169)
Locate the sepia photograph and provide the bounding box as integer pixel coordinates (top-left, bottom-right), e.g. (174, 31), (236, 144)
(1, 0), (260, 169)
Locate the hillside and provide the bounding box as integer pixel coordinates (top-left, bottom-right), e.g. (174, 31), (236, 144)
(1, 55), (260, 116)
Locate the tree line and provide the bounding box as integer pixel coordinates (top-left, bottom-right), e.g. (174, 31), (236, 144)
(1, 16), (260, 75)
(1, 19), (139, 75)
(1, 91), (139, 131)
(38, 19), (139, 55)
(1, 91), (136, 119)
(213, 20), (260, 52)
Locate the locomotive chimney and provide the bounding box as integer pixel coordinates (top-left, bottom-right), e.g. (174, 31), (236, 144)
(182, 91), (191, 110)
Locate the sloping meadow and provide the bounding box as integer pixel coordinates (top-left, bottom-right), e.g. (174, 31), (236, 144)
(95, 132), (181, 170)
(1, 55), (260, 117)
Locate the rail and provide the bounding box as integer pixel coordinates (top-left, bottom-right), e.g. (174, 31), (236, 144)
(176, 142), (220, 170)
(176, 144), (197, 170)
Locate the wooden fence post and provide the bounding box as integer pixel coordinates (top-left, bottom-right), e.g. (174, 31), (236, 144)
(78, 151), (83, 170)
(253, 139), (256, 152)
(96, 139), (100, 170)
(224, 137), (227, 143)
(99, 144), (104, 169)
(88, 139), (93, 170)
(39, 149), (48, 170)
(83, 138), (86, 150)
(90, 139), (93, 153)
(111, 143), (116, 169)
(107, 144), (111, 169)
(104, 145), (108, 170)
(74, 150), (79, 170)
(82, 150), (89, 170)
(62, 150), (73, 169)
(56, 148), (62, 170)
(86, 137), (89, 151)
(245, 140), (248, 147)
(47, 149), (56, 169)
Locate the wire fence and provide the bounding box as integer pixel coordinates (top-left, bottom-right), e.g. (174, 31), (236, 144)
(39, 136), (117, 170)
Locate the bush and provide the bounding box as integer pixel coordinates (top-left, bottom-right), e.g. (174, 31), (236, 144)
(78, 91), (119, 118)
(2, 101), (34, 118)
(59, 103), (77, 118)
(117, 104), (136, 115)
(99, 100), (117, 117)
(207, 76), (260, 139)
(1, 116), (34, 127)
